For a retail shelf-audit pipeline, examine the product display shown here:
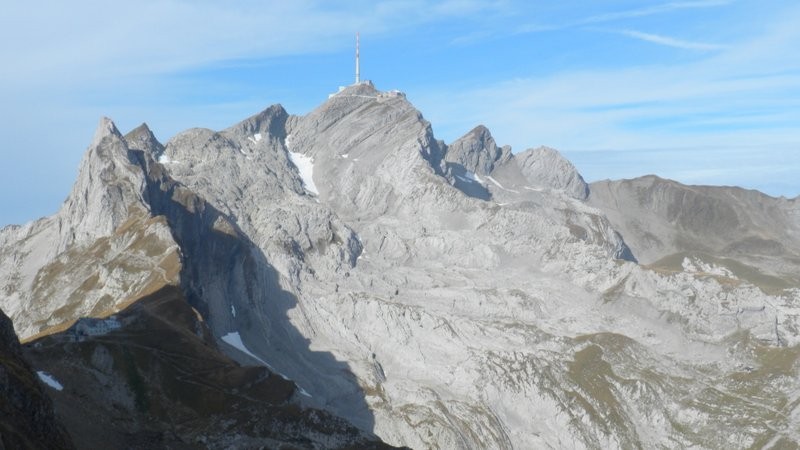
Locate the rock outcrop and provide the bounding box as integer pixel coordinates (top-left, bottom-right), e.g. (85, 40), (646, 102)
(515, 146), (589, 200)
(445, 125), (512, 176)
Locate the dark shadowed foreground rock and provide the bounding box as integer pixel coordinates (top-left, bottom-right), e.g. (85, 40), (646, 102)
(23, 286), (399, 450)
(0, 308), (74, 450)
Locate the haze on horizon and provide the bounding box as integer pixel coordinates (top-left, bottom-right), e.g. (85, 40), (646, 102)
(1, 0), (798, 225)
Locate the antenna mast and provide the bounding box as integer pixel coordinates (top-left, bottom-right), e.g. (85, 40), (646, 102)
(355, 32), (360, 84)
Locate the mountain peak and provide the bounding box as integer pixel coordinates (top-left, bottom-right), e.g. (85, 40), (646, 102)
(516, 145), (589, 200)
(90, 117), (121, 149)
(124, 122), (163, 156)
(445, 125), (511, 176)
(125, 122), (154, 140)
(224, 104), (288, 140)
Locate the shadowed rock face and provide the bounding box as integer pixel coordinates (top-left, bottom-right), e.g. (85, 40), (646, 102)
(2, 82), (800, 449)
(445, 125), (512, 176)
(0, 308), (74, 450)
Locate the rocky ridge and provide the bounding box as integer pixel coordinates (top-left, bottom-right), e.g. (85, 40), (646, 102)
(1, 81), (799, 448)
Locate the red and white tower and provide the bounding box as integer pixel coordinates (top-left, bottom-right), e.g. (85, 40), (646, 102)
(355, 32), (360, 84)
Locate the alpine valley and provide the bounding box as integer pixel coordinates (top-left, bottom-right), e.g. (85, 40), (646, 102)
(2, 82), (800, 449)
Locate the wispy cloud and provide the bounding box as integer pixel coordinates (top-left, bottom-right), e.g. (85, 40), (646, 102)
(614, 29), (728, 51)
(578, 0), (734, 25)
(511, 1), (734, 42)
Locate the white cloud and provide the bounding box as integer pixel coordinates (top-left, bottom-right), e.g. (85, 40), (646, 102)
(578, 0), (734, 25)
(614, 30), (728, 51)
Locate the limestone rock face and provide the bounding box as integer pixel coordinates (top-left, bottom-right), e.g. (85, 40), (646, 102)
(589, 175), (800, 283)
(445, 125), (512, 176)
(58, 118), (148, 251)
(2, 82), (800, 449)
(0, 120), (180, 339)
(515, 146), (589, 200)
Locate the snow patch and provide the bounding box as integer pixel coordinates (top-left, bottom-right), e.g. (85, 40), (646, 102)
(158, 154), (172, 164)
(456, 171), (485, 184)
(247, 133), (263, 144)
(222, 332), (270, 366)
(467, 171), (484, 184)
(37, 371), (63, 391)
(486, 176), (504, 188)
(342, 153), (349, 159)
(288, 151), (319, 195)
(221, 332), (312, 398)
(455, 171), (485, 185)
(231, 304), (236, 318)
(487, 176), (519, 193)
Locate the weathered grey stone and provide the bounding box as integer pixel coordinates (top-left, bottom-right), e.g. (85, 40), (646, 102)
(515, 146), (589, 200)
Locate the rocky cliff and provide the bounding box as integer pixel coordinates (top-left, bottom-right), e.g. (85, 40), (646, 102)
(1, 81), (799, 449)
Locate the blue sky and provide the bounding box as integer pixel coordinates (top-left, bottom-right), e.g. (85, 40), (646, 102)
(1, 0), (798, 225)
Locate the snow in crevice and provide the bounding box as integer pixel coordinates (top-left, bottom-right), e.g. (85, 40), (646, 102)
(487, 175), (519, 193)
(221, 331), (312, 397)
(231, 304), (236, 318)
(247, 133), (263, 144)
(467, 171), (484, 184)
(455, 171), (485, 185)
(284, 133), (319, 195)
(37, 371), (64, 391)
(288, 151), (319, 195)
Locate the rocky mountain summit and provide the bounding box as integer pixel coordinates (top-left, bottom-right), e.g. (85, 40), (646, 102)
(2, 81), (800, 449)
